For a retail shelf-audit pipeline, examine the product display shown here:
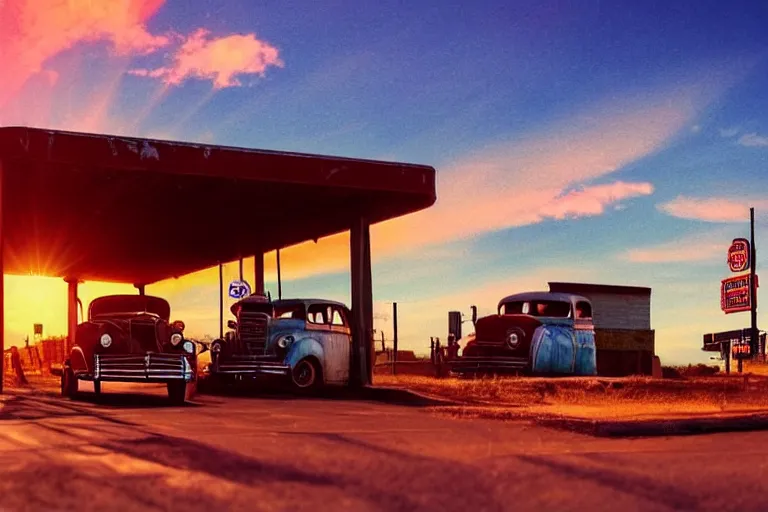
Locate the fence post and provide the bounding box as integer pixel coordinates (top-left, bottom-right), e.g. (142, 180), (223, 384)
(392, 302), (398, 376)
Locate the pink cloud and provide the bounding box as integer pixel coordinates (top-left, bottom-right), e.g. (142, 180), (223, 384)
(543, 181), (654, 220)
(129, 28), (283, 89)
(0, 0), (168, 108)
(658, 196), (768, 223)
(624, 242), (726, 264)
(620, 225), (765, 264)
(738, 133), (768, 147)
(368, 88), (702, 253)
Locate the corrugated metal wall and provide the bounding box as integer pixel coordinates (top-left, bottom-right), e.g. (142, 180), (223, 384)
(585, 293), (651, 330)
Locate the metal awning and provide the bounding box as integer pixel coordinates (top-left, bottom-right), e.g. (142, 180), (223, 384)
(0, 127), (436, 284)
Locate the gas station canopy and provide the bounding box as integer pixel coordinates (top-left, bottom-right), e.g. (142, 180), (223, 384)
(0, 127), (437, 284)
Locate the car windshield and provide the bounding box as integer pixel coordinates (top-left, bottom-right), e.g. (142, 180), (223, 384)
(273, 304), (306, 320)
(500, 300), (571, 318)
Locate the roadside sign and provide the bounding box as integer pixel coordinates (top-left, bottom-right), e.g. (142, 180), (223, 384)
(33, 323), (43, 336)
(228, 280), (251, 300)
(727, 238), (751, 273)
(732, 341), (752, 359)
(721, 274), (758, 314)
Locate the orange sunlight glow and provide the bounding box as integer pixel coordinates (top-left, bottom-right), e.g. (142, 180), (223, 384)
(0, 0), (288, 345)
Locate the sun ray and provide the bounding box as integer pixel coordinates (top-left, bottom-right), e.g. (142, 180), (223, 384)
(122, 81), (174, 136)
(163, 88), (218, 138)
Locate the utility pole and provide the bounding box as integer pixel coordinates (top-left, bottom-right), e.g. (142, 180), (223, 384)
(392, 302), (398, 375)
(750, 207), (759, 360)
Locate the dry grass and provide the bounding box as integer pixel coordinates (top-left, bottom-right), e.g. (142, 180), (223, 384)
(374, 372), (768, 421)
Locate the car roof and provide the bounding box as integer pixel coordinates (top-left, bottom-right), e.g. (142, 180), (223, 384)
(273, 298), (350, 310)
(497, 291), (591, 307)
(235, 295), (349, 310)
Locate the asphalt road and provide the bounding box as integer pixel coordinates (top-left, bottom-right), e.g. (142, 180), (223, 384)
(0, 382), (767, 512)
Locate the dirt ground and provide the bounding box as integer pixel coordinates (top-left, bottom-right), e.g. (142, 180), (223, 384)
(374, 372), (768, 421)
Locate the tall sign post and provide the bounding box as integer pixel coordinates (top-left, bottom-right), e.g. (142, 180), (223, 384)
(750, 208), (759, 359)
(720, 207), (760, 372)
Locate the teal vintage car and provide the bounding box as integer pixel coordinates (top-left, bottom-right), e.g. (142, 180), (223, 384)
(449, 292), (597, 376)
(207, 295), (352, 391)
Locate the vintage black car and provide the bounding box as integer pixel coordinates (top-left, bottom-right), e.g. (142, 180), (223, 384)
(60, 294), (201, 404)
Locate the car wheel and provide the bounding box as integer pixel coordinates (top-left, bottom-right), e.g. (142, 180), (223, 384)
(291, 358), (321, 392)
(61, 367), (78, 398)
(167, 381), (187, 405)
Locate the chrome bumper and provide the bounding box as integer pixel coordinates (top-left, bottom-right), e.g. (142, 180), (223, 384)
(448, 356), (528, 374)
(212, 355), (291, 376)
(92, 353), (194, 382)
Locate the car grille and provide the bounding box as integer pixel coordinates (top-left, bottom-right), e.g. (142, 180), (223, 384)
(238, 311), (269, 354)
(94, 353), (192, 380)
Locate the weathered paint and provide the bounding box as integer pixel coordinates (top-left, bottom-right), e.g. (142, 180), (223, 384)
(322, 331), (351, 384)
(530, 323), (597, 376)
(531, 325), (576, 374)
(140, 141), (160, 160)
(574, 327), (597, 375)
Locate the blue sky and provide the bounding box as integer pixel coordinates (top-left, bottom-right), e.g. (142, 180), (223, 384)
(1, 0), (768, 365)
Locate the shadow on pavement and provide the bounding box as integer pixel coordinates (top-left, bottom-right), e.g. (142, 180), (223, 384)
(0, 391), (504, 511)
(69, 390), (204, 409)
(197, 378), (456, 407)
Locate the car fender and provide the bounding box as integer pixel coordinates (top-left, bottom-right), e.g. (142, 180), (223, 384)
(70, 346), (89, 374)
(530, 324), (576, 374)
(284, 337), (324, 374)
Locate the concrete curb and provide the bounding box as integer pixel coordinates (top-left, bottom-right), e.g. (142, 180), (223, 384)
(537, 412), (768, 438)
(429, 404), (768, 437)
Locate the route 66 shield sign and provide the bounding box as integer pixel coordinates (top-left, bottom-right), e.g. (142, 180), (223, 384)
(727, 238), (750, 273)
(228, 280), (252, 299)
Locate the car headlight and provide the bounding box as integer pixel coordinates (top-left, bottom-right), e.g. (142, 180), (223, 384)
(211, 341), (222, 353)
(506, 330), (521, 348)
(276, 335), (295, 349)
(100, 333), (112, 348)
(170, 333), (183, 346)
(182, 341), (195, 354)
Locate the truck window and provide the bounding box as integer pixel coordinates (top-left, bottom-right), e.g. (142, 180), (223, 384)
(529, 301), (571, 318)
(575, 301), (592, 319)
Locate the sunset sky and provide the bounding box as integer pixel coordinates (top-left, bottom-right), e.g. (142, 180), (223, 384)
(1, 0), (767, 365)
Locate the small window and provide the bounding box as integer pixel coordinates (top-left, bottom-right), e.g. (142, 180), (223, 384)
(500, 301), (526, 315)
(307, 304), (329, 324)
(330, 307), (347, 326)
(575, 301), (592, 319)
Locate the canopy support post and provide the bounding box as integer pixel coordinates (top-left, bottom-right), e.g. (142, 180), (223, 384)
(254, 252), (265, 295)
(135, 284), (146, 296)
(218, 262), (224, 339)
(350, 216), (373, 388)
(64, 278), (79, 356)
(276, 249), (282, 300)
(0, 160), (4, 394)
